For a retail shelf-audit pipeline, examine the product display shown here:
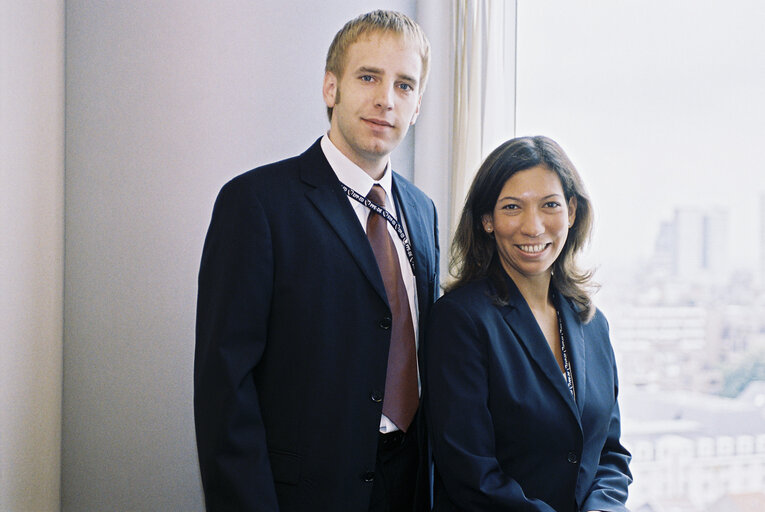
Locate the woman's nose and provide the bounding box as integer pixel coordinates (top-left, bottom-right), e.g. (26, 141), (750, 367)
(520, 211), (544, 237)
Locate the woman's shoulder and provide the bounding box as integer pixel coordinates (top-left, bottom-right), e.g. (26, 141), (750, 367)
(566, 300), (615, 353)
(583, 304), (609, 332)
(431, 278), (505, 325)
(437, 278), (495, 307)
(558, 292), (609, 328)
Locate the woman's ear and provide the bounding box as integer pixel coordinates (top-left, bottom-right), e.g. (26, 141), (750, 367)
(567, 196), (577, 228)
(482, 214), (494, 233)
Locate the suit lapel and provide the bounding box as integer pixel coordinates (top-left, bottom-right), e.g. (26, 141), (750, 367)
(392, 175), (431, 317)
(557, 294), (587, 416)
(299, 141), (388, 305)
(501, 278), (581, 424)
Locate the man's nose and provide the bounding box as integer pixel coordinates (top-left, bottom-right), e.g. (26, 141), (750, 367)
(374, 82), (395, 110)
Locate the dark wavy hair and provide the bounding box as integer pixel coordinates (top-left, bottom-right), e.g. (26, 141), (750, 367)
(447, 136), (597, 322)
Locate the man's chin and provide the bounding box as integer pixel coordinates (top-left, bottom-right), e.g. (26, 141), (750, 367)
(363, 138), (401, 158)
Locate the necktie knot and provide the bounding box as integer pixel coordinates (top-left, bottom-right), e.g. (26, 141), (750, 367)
(367, 184), (386, 209)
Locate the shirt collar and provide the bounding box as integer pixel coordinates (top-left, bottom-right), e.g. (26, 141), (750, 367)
(321, 134), (394, 206)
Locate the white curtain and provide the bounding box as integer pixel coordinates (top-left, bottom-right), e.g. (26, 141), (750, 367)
(450, 0), (517, 231)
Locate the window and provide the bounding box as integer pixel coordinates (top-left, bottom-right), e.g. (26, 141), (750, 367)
(515, 2), (765, 510)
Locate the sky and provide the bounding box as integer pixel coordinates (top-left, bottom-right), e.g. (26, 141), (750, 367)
(515, 1), (765, 277)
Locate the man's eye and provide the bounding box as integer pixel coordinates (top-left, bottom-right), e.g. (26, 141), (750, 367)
(399, 83), (413, 91)
(360, 75), (374, 82)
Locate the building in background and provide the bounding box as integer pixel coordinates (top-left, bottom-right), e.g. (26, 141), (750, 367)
(605, 202), (765, 511)
(652, 208), (730, 285)
(623, 385), (765, 512)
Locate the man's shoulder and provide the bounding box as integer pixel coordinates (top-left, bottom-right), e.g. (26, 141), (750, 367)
(231, 154), (300, 187)
(392, 171), (435, 209)
(222, 139), (324, 193)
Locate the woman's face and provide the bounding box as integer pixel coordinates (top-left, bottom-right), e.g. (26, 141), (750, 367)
(482, 165), (576, 283)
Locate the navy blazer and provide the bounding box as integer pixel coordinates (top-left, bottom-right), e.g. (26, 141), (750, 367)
(194, 139), (439, 511)
(425, 275), (631, 512)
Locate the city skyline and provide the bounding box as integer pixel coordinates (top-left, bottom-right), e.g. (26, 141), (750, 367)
(602, 230), (765, 511)
(514, 4), (765, 508)
(516, 1), (765, 276)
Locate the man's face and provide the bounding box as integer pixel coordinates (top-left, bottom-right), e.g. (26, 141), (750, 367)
(323, 32), (422, 177)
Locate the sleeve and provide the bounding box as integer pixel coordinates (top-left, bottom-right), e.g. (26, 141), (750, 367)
(581, 320), (632, 512)
(425, 298), (557, 512)
(193, 180), (279, 512)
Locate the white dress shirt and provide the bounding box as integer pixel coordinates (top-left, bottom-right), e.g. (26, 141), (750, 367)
(321, 134), (420, 433)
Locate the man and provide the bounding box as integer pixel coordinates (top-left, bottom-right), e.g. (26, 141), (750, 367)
(194, 10), (438, 512)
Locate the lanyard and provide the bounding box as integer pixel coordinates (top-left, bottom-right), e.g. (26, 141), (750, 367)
(340, 183), (416, 274)
(557, 309), (576, 400)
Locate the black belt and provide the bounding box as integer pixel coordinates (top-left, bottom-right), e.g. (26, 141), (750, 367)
(378, 429), (407, 451)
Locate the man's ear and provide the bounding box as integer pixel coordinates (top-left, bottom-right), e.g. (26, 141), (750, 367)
(409, 94), (422, 126)
(323, 71), (338, 108)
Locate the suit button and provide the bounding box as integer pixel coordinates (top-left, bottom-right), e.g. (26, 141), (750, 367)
(567, 451), (579, 464)
(379, 317), (392, 329)
(361, 471), (375, 483)
(370, 390), (383, 403)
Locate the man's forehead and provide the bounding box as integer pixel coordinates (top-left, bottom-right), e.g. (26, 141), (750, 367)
(354, 30), (409, 46)
(345, 33), (422, 72)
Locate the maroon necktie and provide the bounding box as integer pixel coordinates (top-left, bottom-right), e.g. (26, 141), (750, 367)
(366, 184), (418, 432)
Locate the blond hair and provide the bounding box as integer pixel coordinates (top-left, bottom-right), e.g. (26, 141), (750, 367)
(324, 10), (430, 120)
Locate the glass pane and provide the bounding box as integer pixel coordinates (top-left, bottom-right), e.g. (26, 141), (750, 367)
(516, 2), (765, 510)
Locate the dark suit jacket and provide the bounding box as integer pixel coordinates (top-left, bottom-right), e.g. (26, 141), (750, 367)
(424, 275), (631, 512)
(194, 139), (439, 512)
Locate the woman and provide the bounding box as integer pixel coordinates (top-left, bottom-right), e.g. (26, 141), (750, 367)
(425, 136), (631, 511)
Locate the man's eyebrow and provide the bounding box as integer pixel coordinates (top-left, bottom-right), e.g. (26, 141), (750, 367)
(397, 73), (418, 85)
(356, 66), (383, 75)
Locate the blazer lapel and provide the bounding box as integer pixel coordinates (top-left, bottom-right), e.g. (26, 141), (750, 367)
(501, 278), (581, 424)
(299, 141), (388, 305)
(557, 295), (587, 415)
(391, 175), (431, 317)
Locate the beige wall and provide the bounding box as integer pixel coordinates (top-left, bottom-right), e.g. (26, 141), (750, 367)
(0, 2), (445, 509)
(63, 1), (415, 510)
(0, 1), (65, 511)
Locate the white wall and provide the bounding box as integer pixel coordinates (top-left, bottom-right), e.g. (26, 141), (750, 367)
(63, 1), (416, 510)
(0, 1), (65, 511)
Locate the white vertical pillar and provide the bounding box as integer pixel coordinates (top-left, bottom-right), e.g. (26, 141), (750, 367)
(415, 0), (457, 279)
(760, 193), (765, 286)
(0, 1), (65, 511)
(414, 0), (518, 281)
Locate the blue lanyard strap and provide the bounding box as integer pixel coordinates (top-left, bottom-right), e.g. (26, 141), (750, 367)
(340, 183), (416, 274)
(557, 308), (576, 400)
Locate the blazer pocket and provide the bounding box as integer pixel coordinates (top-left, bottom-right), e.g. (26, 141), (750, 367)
(269, 449), (301, 485)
